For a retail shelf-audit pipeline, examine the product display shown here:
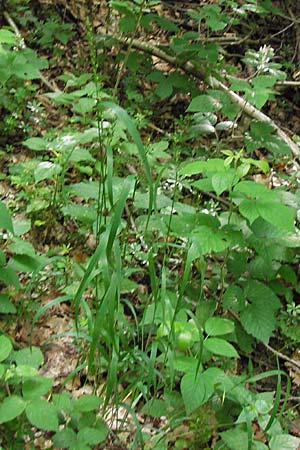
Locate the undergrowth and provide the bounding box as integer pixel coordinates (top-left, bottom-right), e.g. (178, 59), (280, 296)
(0, 0), (300, 449)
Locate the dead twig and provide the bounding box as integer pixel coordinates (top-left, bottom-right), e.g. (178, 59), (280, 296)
(263, 342), (300, 371)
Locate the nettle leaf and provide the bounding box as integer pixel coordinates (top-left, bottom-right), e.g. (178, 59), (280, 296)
(240, 280), (281, 343)
(0, 395), (26, 423)
(187, 95), (222, 113)
(205, 317), (235, 336)
(245, 280), (281, 309)
(204, 338), (239, 358)
(245, 121), (291, 155)
(181, 370), (206, 414)
(223, 285), (245, 312)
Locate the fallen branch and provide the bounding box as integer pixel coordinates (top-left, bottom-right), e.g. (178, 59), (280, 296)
(263, 342), (300, 371)
(115, 36), (300, 160)
(3, 11), (62, 94)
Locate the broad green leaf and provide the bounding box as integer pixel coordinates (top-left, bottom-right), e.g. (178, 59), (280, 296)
(187, 95), (222, 113)
(142, 399), (168, 418)
(34, 161), (61, 183)
(52, 392), (73, 414)
(73, 97), (96, 114)
(9, 254), (46, 273)
(245, 280), (281, 309)
(15, 365), (39, 377)
(220, 428), (249, 450)
(269, 434), (300, 450)
(14, 346), (44, 368)
(0, 267), (20, 290)
(0, 294), (16, 314)
(61, 204), (97, 224)
(257, 201), (295, 232)
(0, 395), (26, 423)
(239, 198), (260, 224)
(179, 160), (207, 176)
(0, 29), (17, 44)
(22, 137), (48, 151)
(222, 285), (244, 312)
(193, 226), (230, 254)
(74, 394), (101, 412)
(78, 424), (108, 445)
(0, 335), (12, 361)
(212, 171), (238, 195)
(204, 338), (239, 358)
(180, 370), (206, 414)
(240, 300), (276, 343)
(53, 428), (77, 448)
(22, 376), (53, 400)
(26, 399), (58, 431)
(67, 148), (95, 163)
(0, 201), (13, 233)
(205, 317), (235, 336)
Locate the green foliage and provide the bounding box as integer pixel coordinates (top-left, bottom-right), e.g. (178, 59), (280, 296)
(1, 0), (300, 448)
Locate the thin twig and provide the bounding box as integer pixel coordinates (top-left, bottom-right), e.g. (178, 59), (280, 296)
(263, 342), (300, 370)
(3, 11), (62, 94)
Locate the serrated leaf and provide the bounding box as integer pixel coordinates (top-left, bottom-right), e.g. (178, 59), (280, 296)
(26, 399), (58, 431)
(180, 370), (206, 414)
(0, 335), (12, 361)
(240, 300), (275, 343)
(0, 396), (26, 423)
(205, 317), (235, 336)
(204, 338), (239, 358)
